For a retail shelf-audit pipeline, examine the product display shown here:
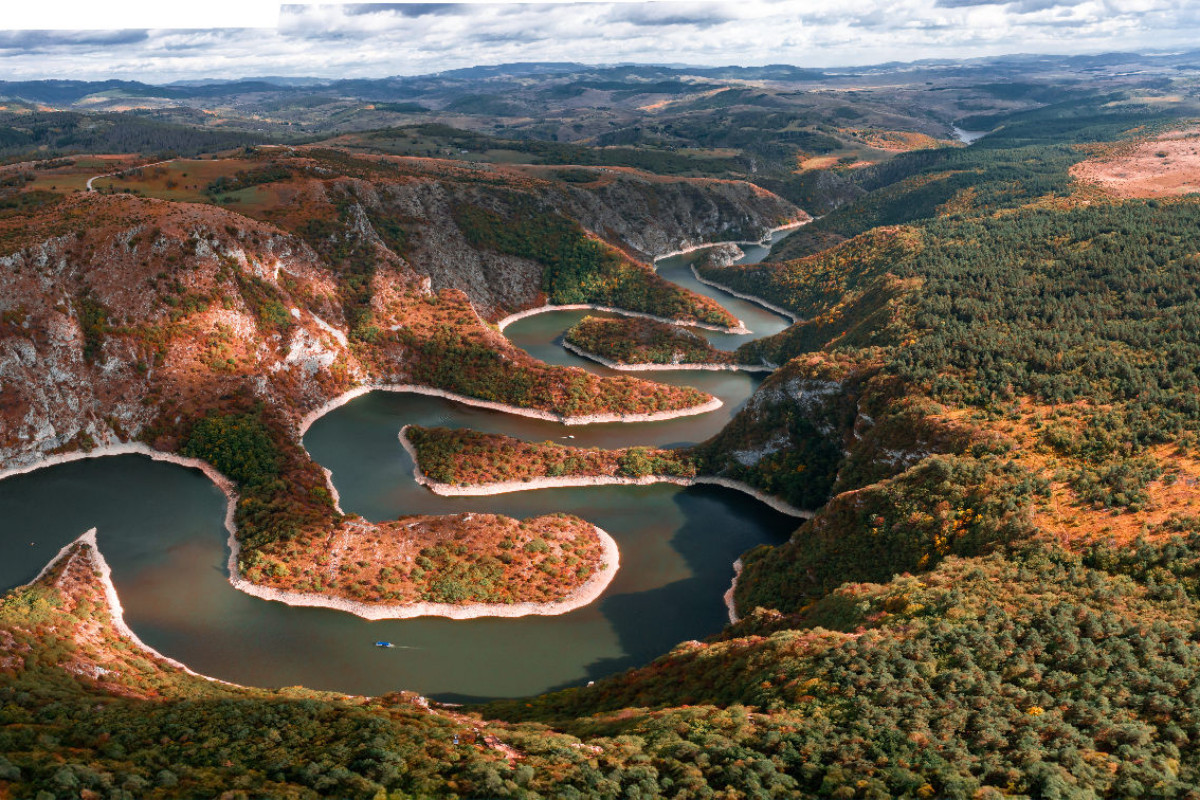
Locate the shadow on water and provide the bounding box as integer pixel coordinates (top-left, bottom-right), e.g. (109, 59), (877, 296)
(0, 449), (797, 700)
(569, 486), (795, 681)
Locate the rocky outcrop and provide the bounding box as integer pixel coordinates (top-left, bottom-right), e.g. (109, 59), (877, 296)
(553, 175), (803, 260)
(3, 164), (764, 470)
(696, 242), (745, 269)
(695, 355), (865, 513)
(335, 179), (547, 320)
(0, 194), (361, 469)
(336, 170), (803, 320)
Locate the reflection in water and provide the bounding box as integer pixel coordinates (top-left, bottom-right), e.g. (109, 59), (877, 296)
(0, 237), (802, 700)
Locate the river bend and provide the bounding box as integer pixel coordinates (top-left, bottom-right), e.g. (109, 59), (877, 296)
(0, 234), (799, 700)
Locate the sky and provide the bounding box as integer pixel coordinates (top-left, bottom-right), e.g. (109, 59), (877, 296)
(1, 0), (1199, 83)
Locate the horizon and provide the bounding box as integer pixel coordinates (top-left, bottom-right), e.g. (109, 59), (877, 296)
(2, 1), (1198, 83)
(1, 47), (1196, 89)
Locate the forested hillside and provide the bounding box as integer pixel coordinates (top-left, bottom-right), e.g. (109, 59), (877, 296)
(764, 96), (1191, 261)
(698, 193), (1200, 611)
(0, 111), (267, 160)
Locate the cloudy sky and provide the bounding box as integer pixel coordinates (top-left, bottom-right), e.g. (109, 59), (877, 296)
(2, 0), (1199, 83)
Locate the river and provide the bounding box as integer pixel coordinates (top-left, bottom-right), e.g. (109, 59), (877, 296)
(0, 232), (800, 701)
(952, 125), (990, 145)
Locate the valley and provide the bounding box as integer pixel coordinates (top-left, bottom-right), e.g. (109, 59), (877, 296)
(0, 229), (800, 698)
(4, 48), (1200, 798)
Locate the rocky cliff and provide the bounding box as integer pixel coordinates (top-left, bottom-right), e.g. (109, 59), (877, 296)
(1, 149), (801, 468)
(219, 152), (804, 321)
(549, 172), (803, 259)
(0, 193), (359, 469)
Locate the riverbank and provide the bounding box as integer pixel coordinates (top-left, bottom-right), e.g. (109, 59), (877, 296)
(648, 219), (813, 264)
(496, 303), (749, 335)
(0, 442), (239, 496)
(1, 442), (622, 621)
(489, 220), (817, 335)
(297, 382), (724, 437)
(561, 340), (772, 373)
(723, 558), (744, 625)
(29, 528), (241, 686)
(0, 210), (810, 684)
(232, 523), (620, 621)
(689, 264), (801, 325)
(399, 427), (812, 519)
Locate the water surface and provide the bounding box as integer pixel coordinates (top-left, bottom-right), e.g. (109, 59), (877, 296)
(0, 233), (800, 700)
(952, 126), (990, 145)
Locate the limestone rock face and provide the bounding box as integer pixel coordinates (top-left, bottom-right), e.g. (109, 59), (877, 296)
(0, 195), (361, 469)
(0, 166), (800, 468)
(553, 176), (801, 259)
(344, 174), (803, 320)
(696, 243), (746, 269)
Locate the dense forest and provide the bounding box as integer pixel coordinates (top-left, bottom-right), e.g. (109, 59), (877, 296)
(10, 534), (1200, 798)
(485, 537), (1200, 799)
(709, 198), (1200, 511)
(0, 112), (266, 161)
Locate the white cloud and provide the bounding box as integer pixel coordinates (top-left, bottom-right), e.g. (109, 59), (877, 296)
(0, 0), (1195, 82)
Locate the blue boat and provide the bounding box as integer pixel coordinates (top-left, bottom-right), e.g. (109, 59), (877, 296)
(375, 641), (395, 648)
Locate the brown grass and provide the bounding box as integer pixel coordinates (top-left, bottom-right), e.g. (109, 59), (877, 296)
(839, 129), (955, 152)
(927, 398), (1200, 549)
(253, 512), (607, 606)
(1071, 126), (1200, 198)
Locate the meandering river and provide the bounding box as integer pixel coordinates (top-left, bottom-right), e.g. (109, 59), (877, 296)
(0, 233), (799, 701)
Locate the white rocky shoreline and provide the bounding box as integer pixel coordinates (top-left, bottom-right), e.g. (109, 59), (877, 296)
(659, 220), (808, 325)
(649, 219), (812, 263)
(723, 558), (744, 625)
(1, 442), (621, 621)
(491, 218), (812, 338)
(495, 303), (749, 335)
(1, 219), (811, 641)
(28, 528), (241, 686)
(561, 340), (773, 373)
(689, 264), (801, 325)
(0, 358), (740, 628)
(231, 522), (621, 621)
(297, 382), (724, 437)
(398, 426), (813, 520)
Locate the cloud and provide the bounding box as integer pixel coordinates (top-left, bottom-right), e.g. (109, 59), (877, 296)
(934, 0), (1005, 6)
(935, 0), (1089, 9)
(0, 29), (150, 51)
(0, 0), (1194, 82)
(605, 3), (741, 28)
(339, 3), (466, 16)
